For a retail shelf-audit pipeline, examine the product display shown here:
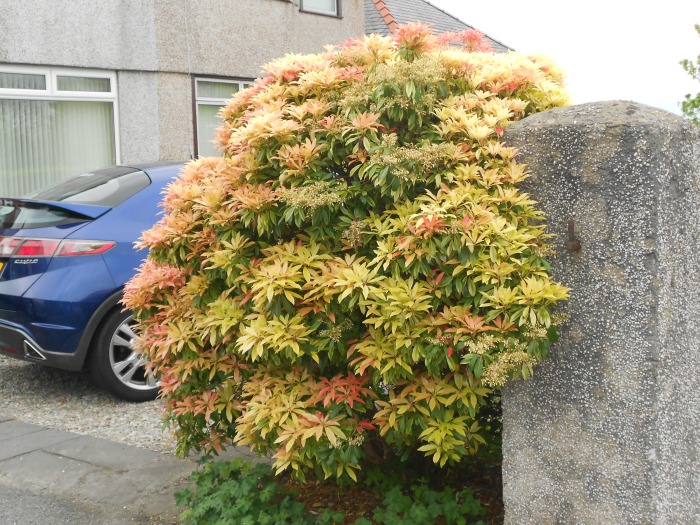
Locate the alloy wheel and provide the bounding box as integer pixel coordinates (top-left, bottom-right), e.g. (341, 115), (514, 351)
(107, 315), (157, 391)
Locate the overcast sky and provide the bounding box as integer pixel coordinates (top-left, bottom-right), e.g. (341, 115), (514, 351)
(428, 0), (700, 115)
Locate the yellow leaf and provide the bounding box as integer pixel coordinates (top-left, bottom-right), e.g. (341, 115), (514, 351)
(326, 428), (338, 447)
(345, 465), (358, 482)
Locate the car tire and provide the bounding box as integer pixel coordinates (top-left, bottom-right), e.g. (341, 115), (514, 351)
(88, 308), (159, 402)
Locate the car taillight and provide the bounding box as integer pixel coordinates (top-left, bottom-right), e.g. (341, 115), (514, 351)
(55, 240), (115, 256)
(0, 237), (22, 256)
(0, 236), (116, 257)
(15, 239), (61, 256)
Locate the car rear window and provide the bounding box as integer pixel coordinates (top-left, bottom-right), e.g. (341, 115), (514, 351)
(0, 167), (152, 230)
(0, 201), (89, 229)
(27, 167), (150, 207)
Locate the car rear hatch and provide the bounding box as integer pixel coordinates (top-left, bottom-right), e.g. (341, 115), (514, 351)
(0, 199), (111, 310)
(0, 165), (153, 312)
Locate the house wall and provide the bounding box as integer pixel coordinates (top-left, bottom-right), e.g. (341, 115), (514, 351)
(0, 1), (160, 71)
(117, 71), (161, 163)
(0, 0), (364, 163)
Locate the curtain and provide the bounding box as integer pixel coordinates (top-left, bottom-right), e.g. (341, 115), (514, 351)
(0, 72), (46, 90)
(0, 99), (116, 197)
(197, 81), (239, 100)
(196, 103), (225, 158)
(195, 80), (240, 158)
(303, 0), (337, 13)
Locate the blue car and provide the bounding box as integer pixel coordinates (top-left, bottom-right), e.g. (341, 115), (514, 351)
(0, 162), (184, 402)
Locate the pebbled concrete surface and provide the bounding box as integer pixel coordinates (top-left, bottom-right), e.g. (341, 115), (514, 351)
(502, 101), (700, 524)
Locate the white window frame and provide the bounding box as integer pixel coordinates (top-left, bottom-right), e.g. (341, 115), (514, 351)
(300, 0), (340, 17)
(194, 76), (253, 157)
(0, 65), (51, 97)
(0, 65), (120, 162)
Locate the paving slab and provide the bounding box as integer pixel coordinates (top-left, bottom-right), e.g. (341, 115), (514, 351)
(70, 453), (194, 505)
(44, 434), (172, 471)
(0, 449), (102, 492)
(0, 427), (80, 461)
(0, 414), (261, 523)
(0, 419), (46, 440)
(0, 478), (145, 525)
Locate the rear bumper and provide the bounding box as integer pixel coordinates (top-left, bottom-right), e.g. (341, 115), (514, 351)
(0, 321), (82, 371)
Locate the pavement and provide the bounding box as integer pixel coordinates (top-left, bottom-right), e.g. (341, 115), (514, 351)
(0, 414), (255, 524)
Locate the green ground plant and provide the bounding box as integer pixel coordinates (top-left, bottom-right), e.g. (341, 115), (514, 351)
(177, 458), (487, 525)
(124, 23), (569, 482)
(176, 459), (312, 525)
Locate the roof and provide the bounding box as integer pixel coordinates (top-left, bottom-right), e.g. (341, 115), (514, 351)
(364, 0), (511, 53)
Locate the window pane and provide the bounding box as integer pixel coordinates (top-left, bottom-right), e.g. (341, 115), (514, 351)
(0, 72), (46, 90)
(0, 99), (116, 197)
(197, 103), (225, 157)
(30, 167), (149, 207)
(57, 76), (111, 93)
(197, 80), (240, 100)
(0, 202), (91, 229)
(303, 0), (337, 14)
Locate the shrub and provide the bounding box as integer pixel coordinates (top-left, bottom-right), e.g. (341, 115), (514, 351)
(124, 23), (569, 481)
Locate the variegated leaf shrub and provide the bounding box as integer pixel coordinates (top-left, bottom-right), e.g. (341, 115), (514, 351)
(124, 24), (570, 481)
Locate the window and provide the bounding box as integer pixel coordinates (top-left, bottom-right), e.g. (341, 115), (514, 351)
(0, 167), (148, 231)
(194, 77), (253, 157)
(0, 66), (118, 197)
(300, 0), (340, 16)
(29, 167), (149, 207)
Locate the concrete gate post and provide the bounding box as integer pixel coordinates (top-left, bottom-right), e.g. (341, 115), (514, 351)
(502, 101), (700, 524)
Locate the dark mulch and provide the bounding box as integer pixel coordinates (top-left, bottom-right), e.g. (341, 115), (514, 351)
(283, 458), (503, 524)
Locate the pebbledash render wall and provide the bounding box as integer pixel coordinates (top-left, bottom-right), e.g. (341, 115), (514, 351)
(0, 0), (364, 163)
(503, 101), (700, 524)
